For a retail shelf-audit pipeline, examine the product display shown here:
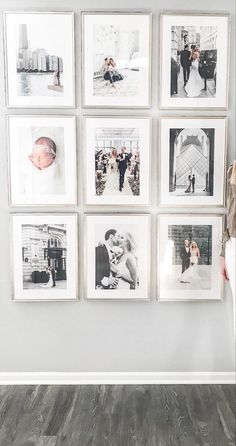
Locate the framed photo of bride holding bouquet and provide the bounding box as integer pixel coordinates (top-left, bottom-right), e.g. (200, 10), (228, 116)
(160, 12), (230, 109)
(85, 214), (150, 300)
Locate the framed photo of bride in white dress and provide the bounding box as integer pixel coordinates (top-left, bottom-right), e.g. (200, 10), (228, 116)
(11, 214), (78, 301)
(84, 116), (150, 205)
(157, 214), (223, 301)
(85, 214), (150, 300)
(159, 117), (227, 207)
(160, 13), (230, 109)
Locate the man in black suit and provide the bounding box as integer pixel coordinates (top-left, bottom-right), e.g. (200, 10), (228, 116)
(179, 239), (191, 283)
(117, 147), (132, 192)
(191, 174), (195, 193)
(180, 44), (191, 86)
(95, 229), (119, 289)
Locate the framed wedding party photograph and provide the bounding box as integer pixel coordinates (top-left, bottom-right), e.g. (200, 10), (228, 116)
(84, 116), (150, 205)
(4, 11), (75, 108)
(8, 115), (77, 206)
(85, 214), (150, 300)
(159, 117), (227, 207)
(157, 214), (223, 301)
(82, 12), (151, 108)
(11, 214), (78, 301)
(160, 12), (230, 109)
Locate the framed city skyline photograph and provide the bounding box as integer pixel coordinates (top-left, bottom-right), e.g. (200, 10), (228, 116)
(157, 214), (223, 301)
(85, 116), (150, 205)
(11, 214), (78, 301)
(82, 12), (151, 108)
(159, 117), (227, 207)
(160, 13), (229, 109)
(85, 214), (150, 300)
(4, 11), (75, 107)
(8, 115), (77, 206)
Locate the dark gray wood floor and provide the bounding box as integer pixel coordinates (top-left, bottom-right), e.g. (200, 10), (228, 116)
(0, 385), (235, 446)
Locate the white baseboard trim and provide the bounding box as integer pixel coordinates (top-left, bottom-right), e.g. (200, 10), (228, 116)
(0, 372), (235, 385)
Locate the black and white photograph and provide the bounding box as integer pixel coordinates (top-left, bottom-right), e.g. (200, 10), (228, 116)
(85, 117), (150, 205)
(8, 116), (77, 205)
(11, 214), (78, 301)
(158, 215), (223, 300)
(86, 215), (150, 300)
(4, 12), (74, 107)
(160, 14), (229, 108)
(160, 118), (226, 206)
(83, 13), (151, 107)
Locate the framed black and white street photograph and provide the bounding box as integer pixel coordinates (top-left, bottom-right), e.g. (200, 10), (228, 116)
(11, 214), (78, 301)
(159, 117), (227, 207)
(157, 214), (223, 301)
(82, 12), (151, 108)
(4, 12), (75, 107)
(86, 214), (150, 300)
(160, 13), (229, 109)
(85, 116), (150, 205)
(8, 116), (77, 206)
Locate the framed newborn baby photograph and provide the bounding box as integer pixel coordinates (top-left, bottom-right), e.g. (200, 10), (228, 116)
(11, 213), (78, 301)
(82, 12), (151, 108)
(84, 116), (150, 205)
(157, 214), (223, 301)
(159, 117), (227, 207)
(4, 11), (75, 108)
(85, 214), (150, 300)
(160, 13), (230, 109)
(8, 115), (77, 206)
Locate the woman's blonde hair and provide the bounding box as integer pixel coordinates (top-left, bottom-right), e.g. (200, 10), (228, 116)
(124, 232), (136, 253)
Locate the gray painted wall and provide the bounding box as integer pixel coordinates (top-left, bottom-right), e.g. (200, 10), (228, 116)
(0, 0), (235, 373)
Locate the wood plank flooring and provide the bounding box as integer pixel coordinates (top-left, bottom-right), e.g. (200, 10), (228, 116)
(0, 385), (235, 446)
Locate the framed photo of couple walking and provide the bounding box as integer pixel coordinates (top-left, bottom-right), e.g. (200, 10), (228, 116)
(159, 117), (227, 207)
(160, 12), (230, 109)
(85, 214), (150, 300)
(157, 214), (223, 301)
(84, 116), (150, 205)
(11, 214), (78, 301)
(82, 12), (151, 108)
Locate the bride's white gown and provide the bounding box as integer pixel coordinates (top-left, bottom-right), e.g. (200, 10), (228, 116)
(116, 255), (137, 289)
(185, 59), (204, 98)
(103, 161), (132, 196)
(181, 254), (201, 283)
(41, 271), (53, 288)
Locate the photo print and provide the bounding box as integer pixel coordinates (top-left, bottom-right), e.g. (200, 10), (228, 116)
(158, 214), (223, 301)
(85, 117), (150, 205)
(86, 215), (150, 300)
(160, 14), (229, 108)
(160, 118), (226, 206)
(4, 12), (75, 107)
(8, 116), (76, 205)
(11, 214), (78, 301)
(83, 13), (151, 107)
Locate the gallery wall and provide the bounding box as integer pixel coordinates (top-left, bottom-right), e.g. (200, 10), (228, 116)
(0, 0), (235, 374)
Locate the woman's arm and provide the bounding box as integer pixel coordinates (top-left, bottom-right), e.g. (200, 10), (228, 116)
(126, 256), (138, 287)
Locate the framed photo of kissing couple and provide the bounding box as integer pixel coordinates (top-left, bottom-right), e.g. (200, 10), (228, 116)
(85, 214), (150, 300)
